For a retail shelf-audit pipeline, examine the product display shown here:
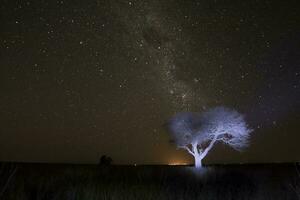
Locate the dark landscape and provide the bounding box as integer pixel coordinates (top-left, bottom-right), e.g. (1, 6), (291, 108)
(1, 162), (300, 200)
(1, 0), (299, 199)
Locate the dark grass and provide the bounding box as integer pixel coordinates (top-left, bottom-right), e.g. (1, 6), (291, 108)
(0, 162), (299, 200)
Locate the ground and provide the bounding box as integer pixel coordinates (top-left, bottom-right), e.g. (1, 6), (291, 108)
(0, 163), (299, 200)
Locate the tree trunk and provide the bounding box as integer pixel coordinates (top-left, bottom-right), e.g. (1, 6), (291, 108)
(191, 143), (203, 168)
(194, 154), (202, 168)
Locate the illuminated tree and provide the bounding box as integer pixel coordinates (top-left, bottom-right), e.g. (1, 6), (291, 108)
(166, 107), (253, 168)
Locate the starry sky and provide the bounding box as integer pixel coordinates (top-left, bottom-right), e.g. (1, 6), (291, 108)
(0, 0), (299, 164)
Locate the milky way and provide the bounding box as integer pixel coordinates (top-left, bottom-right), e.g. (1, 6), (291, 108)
(112, 1), (205, 112)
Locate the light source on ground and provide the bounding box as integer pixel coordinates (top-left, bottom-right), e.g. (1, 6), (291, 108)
(168, 161), (189, 166)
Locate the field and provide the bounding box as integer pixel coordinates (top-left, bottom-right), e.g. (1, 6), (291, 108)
(0, 163), (299, 200)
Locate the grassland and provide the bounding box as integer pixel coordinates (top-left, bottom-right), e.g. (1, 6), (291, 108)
(0, 162), (299, 200)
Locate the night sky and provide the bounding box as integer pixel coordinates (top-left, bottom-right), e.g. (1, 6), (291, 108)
(0, 0), (299, 165)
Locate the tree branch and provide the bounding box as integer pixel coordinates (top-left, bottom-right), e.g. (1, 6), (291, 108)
(179, 145), (195, 156)
(199, 136), (218, 159)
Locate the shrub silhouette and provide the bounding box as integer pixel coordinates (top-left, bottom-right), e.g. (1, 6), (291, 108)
(99, 155), (113, 166)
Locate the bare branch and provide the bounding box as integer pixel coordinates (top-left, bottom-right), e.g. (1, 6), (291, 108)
(179, 145), (195, 156)
(199, 136), (218, 159)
